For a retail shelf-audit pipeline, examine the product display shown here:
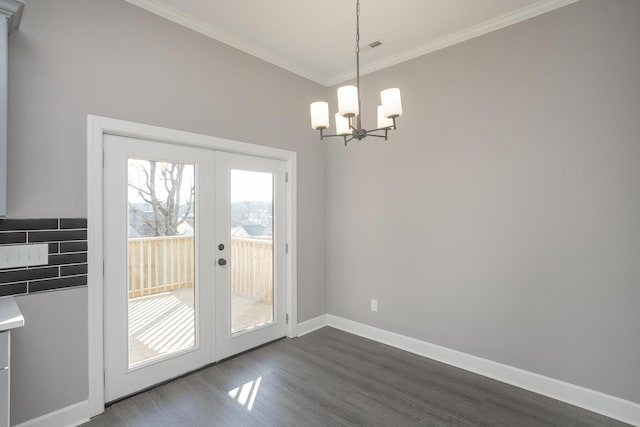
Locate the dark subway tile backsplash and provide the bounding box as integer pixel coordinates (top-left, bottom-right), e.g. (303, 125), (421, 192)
(48, 253), (88, 266)
(0, 219), (59, 231)
(60, 241), (88, 253)
(60, 218), (87, 229)
(0, 218), (88, 297)
(0, 282), (27, 297)
(0, 267), (59, 284)
(0, 232), (27, 244)
(60, 264), (88, 276)
(28, 230), (87, 243)
(29, 275), (87, 293)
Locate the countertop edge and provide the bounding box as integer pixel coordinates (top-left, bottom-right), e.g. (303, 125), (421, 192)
(0, 296), (24, 332)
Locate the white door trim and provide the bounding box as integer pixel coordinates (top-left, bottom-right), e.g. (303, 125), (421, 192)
(87, 115), (298, 417)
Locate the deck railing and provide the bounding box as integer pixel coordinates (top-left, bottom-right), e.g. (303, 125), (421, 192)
(128, 235), (273, 303)
(128, 235), (194, 298)
(230, 237), (273, 304)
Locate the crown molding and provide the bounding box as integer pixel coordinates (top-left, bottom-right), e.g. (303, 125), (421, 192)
(326, 0), (581, 86)
(126, 0), (328, 85)
(127, 0), (580, 88)
(0, 0), (24, 34)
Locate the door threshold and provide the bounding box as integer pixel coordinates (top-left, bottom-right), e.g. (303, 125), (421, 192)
(104, 336), (288, 407)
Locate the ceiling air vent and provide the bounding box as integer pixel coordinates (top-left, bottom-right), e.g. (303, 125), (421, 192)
(368, 40), (382, 48)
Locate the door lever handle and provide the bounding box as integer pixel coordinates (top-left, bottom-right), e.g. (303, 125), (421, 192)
(218, 258), (227, 266)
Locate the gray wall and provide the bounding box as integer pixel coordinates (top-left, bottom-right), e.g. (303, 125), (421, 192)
(8, 0), (326, 423)
(327, 0), (640, 404)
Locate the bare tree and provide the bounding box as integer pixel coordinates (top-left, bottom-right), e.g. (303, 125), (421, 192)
(128, 161), (194, 237)
(231, 200), (272, 227)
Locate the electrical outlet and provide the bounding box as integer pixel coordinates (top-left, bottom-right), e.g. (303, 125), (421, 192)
(371, 299), (378, 312)
(0, 244), (49, 269)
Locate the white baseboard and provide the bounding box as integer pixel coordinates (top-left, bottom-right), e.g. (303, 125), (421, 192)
(296, 314), (328, 337)
(14, 400), (90, 427)
(324, 314), (640, 427)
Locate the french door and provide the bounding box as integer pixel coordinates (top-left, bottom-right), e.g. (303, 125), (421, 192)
(214, 152), (287, 359)
(103, 134), (286, 401)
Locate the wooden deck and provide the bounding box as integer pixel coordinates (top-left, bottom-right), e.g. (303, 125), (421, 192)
(128, 288), (272, 366)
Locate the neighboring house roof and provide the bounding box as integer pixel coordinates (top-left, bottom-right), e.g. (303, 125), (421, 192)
(177, 221), (194, 236)
(231, 224), (271, 237)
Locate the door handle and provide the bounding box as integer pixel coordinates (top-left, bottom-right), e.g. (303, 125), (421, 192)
(218, 258), (227, 266)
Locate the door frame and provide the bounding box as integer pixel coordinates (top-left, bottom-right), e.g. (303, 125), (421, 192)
(87, 115), (298, 417)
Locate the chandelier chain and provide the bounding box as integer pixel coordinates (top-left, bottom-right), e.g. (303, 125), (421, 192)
(355, 0), (361, 132)
(355, 0), (360, 56)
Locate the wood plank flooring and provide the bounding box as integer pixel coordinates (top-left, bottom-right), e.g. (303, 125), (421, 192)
(84, 327), (630, 426)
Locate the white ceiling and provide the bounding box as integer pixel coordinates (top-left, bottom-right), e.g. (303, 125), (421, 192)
(127, 0), (579, 86)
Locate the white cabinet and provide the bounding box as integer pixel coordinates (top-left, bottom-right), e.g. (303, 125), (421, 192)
(0, 332), (6, 368)
(0, 370), (7, 427)
(0, 298), (24, 427)
(0, 0), (25, 217)
(0, 16), (6, 217)
(0, 333), (8, 427)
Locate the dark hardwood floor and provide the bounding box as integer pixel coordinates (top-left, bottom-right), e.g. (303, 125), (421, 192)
(84, 327), (630, 426)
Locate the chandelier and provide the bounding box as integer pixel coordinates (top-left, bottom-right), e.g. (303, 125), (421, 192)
(310, 0), (403, 146)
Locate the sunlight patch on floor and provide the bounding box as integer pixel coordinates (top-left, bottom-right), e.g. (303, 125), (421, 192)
(228, 376), (262, 411)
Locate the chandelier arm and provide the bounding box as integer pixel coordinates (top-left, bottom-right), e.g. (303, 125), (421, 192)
(365, 127), (393, 140)
(318, 131), (348, 139)
(368, 126), (395, 133)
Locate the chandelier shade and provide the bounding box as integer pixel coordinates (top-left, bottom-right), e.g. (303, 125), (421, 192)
(310, 101), (329, 129)
(337, 85), (359, 117)
(335, 113), (351, 136)
(377, 105), (394, 129)
(309, 0), (403, 145)
(380, 88), (403, 118)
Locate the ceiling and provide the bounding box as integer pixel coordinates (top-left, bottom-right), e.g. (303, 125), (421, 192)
(127, 0), (580, 86)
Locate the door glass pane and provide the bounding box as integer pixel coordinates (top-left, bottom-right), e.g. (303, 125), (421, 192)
(230, 170), (274, 334)
(127, 159), (196, 367)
